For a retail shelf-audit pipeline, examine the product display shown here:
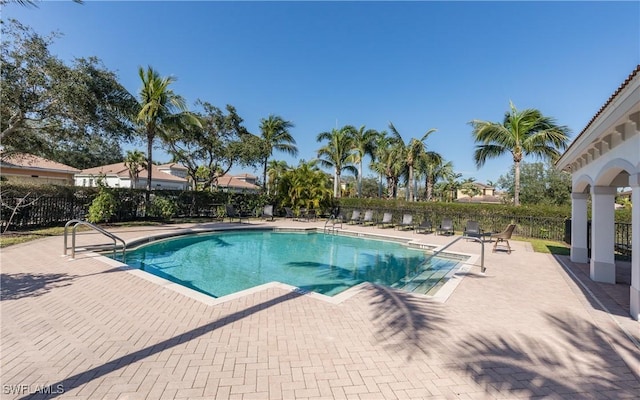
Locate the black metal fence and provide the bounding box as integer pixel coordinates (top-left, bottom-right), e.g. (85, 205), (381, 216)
(0, 190), (632, 258)
(337, 205), (568, 241)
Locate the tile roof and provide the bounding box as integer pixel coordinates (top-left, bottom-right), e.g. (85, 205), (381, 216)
(158, 163), (188, 171)
(0, 153), (80, 173)
(217, 174), (260, 190)
(79, 162), (188, 183)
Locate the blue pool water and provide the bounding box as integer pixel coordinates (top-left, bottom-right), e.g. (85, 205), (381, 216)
(117, 231), (461, 298)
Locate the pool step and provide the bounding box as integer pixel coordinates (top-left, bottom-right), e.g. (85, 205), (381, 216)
(394, 259), (453, 294)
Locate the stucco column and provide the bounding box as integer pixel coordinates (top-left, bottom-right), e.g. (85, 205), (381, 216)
(629, 173), (640, 320)
(590, 186), (616, 284)
(570, 192), (589, 263)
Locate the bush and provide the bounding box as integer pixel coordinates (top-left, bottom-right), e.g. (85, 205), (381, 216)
(147, 196), (178, 219)
(87, 188), (117, 223)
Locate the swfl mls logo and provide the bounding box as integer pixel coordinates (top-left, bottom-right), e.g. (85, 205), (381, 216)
(2, 384), (64, 395)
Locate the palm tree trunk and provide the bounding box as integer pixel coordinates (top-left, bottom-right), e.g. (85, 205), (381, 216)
(262, 159), (268, 195)
(334, 169), (340, 198)
(146, 132), (153, 204)
(514, 160), (521, 206)
(408, 166), (414, 202)
(357, 162), (363, 198)
(426, 175), (434, 201)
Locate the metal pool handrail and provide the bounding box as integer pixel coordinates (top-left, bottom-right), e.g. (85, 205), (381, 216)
(426, 235), (486, 273)
(63, 219), (126, 260)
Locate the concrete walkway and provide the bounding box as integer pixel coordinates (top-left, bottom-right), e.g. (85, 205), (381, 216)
(1, 220), (638, 399)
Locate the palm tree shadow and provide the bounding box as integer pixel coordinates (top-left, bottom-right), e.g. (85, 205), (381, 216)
(364, 284), (446, 360)
(22, 289), (304, 400)
(453, 312), (639, 397)
(1, 273), (77, 301)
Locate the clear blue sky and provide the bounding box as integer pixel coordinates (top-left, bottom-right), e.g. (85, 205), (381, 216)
(5, 1), (639, 184)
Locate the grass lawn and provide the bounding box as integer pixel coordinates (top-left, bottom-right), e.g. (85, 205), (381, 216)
(519, 237), (571, 255)
(0, 221), (165, 248)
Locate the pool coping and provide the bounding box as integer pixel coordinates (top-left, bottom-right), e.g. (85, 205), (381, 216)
(92, 226), (481, 306)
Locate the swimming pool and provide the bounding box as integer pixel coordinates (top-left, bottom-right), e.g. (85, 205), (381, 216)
(117, 230), (463, 298)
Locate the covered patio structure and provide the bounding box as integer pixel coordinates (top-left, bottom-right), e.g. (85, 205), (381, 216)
(556, 65), (640, 320)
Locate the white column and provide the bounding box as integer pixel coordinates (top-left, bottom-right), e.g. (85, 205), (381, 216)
(590, 186), (616, 284)
(570, 192), (589, 263)
(629, 173), (640, 320)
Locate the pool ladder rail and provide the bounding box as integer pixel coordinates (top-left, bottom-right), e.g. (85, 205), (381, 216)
(324, 214), (343, 234)
(395, 235), (486, 294)
(63, 219), (126, 261)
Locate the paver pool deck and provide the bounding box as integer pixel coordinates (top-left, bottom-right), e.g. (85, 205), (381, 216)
(1, 220), (639, 399)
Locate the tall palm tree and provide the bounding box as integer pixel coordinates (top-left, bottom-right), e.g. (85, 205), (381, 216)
(346, 125), (379, 198)
(259, 115), (297, 193)
(388, 122), (437, 202)
(124, 150), (147, 189)
(470, 101), (570, 206)
(136, 66), (189, 202)
(316, 127), (357, 198)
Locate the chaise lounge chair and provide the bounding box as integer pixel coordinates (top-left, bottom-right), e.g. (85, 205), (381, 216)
(436, 218), (454, 235)
(299, 208), (317, 222)
(348, 210), (362, 225)
(361, 210), (375, 226)
(396, 214), (415, 231)
(284, 207), (295, 219)
(262, 205), (274, 221)
(225, 204), (248, 223)
(464, 220), (484, 239)
(415, 219), (433, 234)
(491, 224), (516, 254)
(377, 212), (394, 228)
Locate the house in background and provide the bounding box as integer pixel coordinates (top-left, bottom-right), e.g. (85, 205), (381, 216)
(216, 174), (260, 193)
(455, 182), (503, 203)
(157, 163), (188, 179)
(0, 153), (80, 185)
(75, 162), (189, 190)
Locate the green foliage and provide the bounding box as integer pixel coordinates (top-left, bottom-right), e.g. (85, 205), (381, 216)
(1, 20), (137, 168)
(164, 102), (263, 191)
(259, 115), (297, 193)
(497, 161), (571, 206)
(275, 162), (334, 213)
(470, 102), (570, 206)
(147, 196), (177, 219)
(87, 188), (117, 223)
(338, 197), (574, 240)
(316, 126), (358, 197)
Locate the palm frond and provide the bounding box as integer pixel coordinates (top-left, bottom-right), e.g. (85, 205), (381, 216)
(473, 144), (507, 168)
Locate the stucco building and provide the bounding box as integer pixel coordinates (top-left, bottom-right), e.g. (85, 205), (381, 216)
(556, 65), (639, 320)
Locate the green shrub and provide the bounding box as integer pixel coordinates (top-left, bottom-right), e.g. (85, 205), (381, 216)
(147, 196), (178, 219)
(87, 188), (117, 223)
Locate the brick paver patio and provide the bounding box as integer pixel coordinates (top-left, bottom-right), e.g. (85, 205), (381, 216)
(1, 221), (638, 399)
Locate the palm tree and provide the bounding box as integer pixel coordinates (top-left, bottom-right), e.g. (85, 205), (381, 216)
(370, 132), (404, 199)
(346, 125), (379, 198)
(136, 66), (189, 202)
(124, 150), (147, 189)
(316, 127), (357, 198)
(470, 101), (570, 206)
(259, 115), (297, 194)
(416, 151), (445, 201)
(266, 159), (289, 196)
(388, 122), (437, 202)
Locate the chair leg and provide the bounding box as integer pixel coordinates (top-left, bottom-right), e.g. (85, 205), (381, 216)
(506, 239), (511, 254)
(493, 239), (498, 252)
